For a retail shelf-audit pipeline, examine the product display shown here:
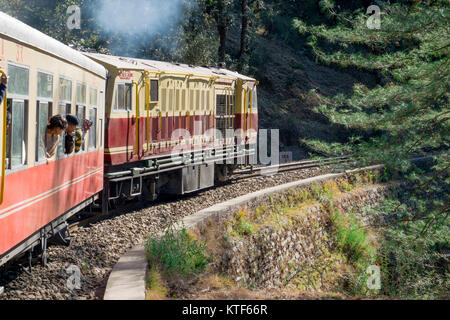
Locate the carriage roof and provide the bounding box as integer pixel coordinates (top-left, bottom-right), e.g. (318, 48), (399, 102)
(84, 53), (256, 83)
(0, 11), (106, 79)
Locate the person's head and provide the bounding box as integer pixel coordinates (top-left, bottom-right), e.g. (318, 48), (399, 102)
(47, 115), (67, 135)
(65, 114), (79, 134)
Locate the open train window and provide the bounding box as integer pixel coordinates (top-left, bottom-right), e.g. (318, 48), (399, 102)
(75, 83), (87, 152)
(36, 71), (54, 163)
(76, 105), (86, 152)
(113, 83), (132, 111)
(150, 80), (159, 102)
(6, 63), (29, 171)
(99, 90), (104, 147)
(88, 108), (97, 150)
(89, 87), (98, 150)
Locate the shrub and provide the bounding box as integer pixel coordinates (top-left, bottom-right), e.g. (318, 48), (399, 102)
(330, 210), (376, 267)
(145, 226), (210, 279)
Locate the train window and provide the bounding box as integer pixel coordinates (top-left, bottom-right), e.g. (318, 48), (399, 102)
(150, 80), (159, 102)
(99, 91), (104, 147)
(161, 88), (167, 112)
(7, 100), (28, 169)
(201, 91), (205, 111)
(36, 102), (51, 162)
(7, 64), (29, 96)
(59, 78), (72, 102)
(56, 104), (68, 158)
(182, 89), (186, 110)
(88, 108), (97, 150)
(252, 87), (258, 110)
(169, 88), (174, 112)
(36, 72), (54, 162)
(76, 105), (86, 151)
(196, 90), (200, 111)
(76, 106), (86, 126)
(176, 89), (180, 111)
(6, 64), (29, 170)
(114, 83), (132, 111)
(90, 88), (98, 107)
(189, 89), (194, 111)
(37, 72), (53, 99)
(76, 83), (87, 105)
(89, 88), (98, 150)
(58, 77), (72, 119)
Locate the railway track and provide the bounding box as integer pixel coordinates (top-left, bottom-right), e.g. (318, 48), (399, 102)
(231, 156), (353, 181)
(66, 156), (353, 233)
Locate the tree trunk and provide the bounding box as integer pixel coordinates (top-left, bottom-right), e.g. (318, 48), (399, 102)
(217, 0), (227, 64)
(238, 0), (249, 72)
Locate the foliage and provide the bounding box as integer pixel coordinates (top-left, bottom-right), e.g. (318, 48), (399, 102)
(294, 1), (449, 254)
(229, 210), (255, 237)
(145, 226), (210, 279)
(330, 210), (376, 266)
(369, 197), (450, 299)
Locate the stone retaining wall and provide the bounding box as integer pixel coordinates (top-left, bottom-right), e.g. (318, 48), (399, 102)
(182, 168), (398, 289)
(219, 184), (392, 288)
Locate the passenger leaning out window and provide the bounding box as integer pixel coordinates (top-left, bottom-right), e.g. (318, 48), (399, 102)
(65, 114), (93, 154)
(43, 115), (67, 160)
(0, 75), (11, 133)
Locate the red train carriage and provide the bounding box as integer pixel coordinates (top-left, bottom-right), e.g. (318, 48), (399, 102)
(0, 12), (106, 267)
(84, 53), (258, 203)
(0, 11), (259, 268)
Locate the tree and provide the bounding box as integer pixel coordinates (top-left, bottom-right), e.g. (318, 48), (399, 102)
(202, 0), (232, 65)
(294, 0), (449, 231)
(238, 0), (250, 72)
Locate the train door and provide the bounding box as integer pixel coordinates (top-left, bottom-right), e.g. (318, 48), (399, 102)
(0, 70), (6, 204)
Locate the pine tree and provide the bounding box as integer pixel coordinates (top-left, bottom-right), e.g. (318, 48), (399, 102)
(295, 0), (449, 259)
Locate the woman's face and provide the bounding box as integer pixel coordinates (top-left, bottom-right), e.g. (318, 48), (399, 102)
(50, 127), (63, 135)
(55, 127), (64, 135)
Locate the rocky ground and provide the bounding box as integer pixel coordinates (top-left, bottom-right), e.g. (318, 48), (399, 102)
(0, 167), (330, 300)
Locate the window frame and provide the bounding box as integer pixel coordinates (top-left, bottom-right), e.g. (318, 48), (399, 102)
(112, 82), (133, 113)
(150, 79), (159, 103)
(75, 104), (87, 153)
(6, 62), (30, 174)
(36, 70), (54, 164)
(88, 86), (98, 151)
(76, 81), (87, 106)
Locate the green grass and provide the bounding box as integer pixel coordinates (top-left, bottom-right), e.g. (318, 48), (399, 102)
(145, 226), (210, 279)
(330, 210), (376, 267)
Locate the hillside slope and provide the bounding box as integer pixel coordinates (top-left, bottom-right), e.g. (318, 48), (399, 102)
(251, 35), (376, 158)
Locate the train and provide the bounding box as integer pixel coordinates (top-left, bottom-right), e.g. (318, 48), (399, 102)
(0, 12), (258, 268)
